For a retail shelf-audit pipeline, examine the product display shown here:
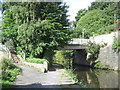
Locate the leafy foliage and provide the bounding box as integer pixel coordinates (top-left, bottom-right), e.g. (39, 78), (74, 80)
(86, 42), (100, 60)
(88, 2), (117, 11)
(73, 2), (117, 38)
(74, 9), (88, 27)
(75, 9), (114, 38)
(1, 58), (21, 88)
(112, 37), (120, 52)
(2, 2), (71, 58)
(26, 58), (48, 64)
(92, 61), (110, 69)
(1, 58), (16, 71)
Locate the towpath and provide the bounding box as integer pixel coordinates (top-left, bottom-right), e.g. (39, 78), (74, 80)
(12, 64), (80, 89)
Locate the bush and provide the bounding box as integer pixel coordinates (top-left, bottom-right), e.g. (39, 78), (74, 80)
(86, 42), (100, 60)
(1, 58), (16, 71)
(112, 37), (120, 52)
(25, 58), (48, 64)
(1, 58), (21, 88)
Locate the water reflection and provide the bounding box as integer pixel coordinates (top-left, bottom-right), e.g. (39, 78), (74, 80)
(73, 65), (119, 88)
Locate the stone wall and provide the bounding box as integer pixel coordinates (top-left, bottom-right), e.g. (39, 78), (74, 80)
(90, 31), (120, 70)
(90, 31), (118, 46)
(23, 61), (48, 73)
(73, 31), (120, 70)
(96, 70), (119, 88)
(97, 46), (119, 70)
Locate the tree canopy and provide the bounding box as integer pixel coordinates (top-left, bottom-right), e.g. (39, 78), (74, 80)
(73, 2), (117, 38)
(2, 2), (71, 58)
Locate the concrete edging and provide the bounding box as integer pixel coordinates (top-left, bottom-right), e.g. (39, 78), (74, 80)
(23, 61), (48, 73)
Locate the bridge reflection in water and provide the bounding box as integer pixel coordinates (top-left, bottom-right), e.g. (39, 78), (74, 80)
(73, 65), (119, 88)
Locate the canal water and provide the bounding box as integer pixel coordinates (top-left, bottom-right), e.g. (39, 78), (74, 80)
(73, 65), (120, 88)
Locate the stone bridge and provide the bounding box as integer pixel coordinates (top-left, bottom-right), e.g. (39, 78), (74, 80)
(58, 38), (90, 66)
(58, 38), (90, 50)
(0, 39), (90, 65)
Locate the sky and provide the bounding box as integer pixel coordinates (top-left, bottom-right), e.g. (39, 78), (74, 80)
(64, 0), (96, 21)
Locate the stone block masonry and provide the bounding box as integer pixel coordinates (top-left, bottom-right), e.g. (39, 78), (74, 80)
(90, 31), (120, 70)
(73, 31), (120, 70)
(97, 46), (120, 70)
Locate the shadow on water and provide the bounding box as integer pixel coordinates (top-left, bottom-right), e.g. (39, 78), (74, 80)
(73, 65), (119, 88)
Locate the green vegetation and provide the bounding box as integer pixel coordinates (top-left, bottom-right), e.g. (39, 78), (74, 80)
(0, 58), (21, 88)
(72, 2), (117, 38)
(92, 60), (110, 69)
(112, 37), (120, 52)
(2, 1), (71, 61)
(25, 58), (48, 64)
(65, 67), (88, 88)
(86, 42), (100, 60)
(73, 9), (88, 27)
(65, 68), (78, 83)
(53, 50), (73, 68)
(53, 50), (88, 87)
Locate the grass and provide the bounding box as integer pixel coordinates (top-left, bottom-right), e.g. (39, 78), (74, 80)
(0, 58), (22, 88)
(25, 58), (48, 64)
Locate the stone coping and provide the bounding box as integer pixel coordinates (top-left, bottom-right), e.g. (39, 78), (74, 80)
(23, 61), (48, 73)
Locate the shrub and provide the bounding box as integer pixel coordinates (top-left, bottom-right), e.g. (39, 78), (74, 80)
(1, 58), (21, 88)
(86, 42), (100, 60)
(1, 58), (16, 71)
(25, 58), (48, 64)
(112, 37), (120, 52)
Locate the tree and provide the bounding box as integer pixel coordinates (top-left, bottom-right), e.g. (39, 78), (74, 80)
(116, 2), (120, 31)
(75, 9), (87, 22)
(2, 2), (71, 59)
(74, 2), (117, 38)
(75, 9), (114, 38)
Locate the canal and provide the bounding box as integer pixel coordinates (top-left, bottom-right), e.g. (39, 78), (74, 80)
(73, 65), (120, 88)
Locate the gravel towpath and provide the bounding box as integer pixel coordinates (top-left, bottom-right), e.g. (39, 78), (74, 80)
(12, 64), (80, 89)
